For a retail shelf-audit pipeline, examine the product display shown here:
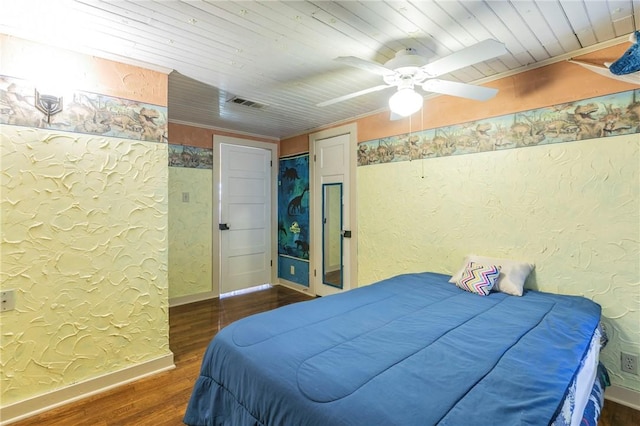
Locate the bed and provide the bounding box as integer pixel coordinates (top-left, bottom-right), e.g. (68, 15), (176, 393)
(184, 272), (605, 426)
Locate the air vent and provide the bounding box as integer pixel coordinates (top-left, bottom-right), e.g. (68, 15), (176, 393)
(226, 96), (267, 109)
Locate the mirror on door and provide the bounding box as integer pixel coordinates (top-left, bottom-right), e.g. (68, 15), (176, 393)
(322, 183), (343, 288)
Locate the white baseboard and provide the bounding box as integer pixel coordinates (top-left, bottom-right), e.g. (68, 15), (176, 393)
(276, 279), (314, 296)
(605, 384), (640, 411)
(0, 353), (175, 425)
(170, 284), (311, 308)
(169, 290), (218, 307)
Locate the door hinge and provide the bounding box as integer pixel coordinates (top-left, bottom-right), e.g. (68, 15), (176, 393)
(313, 154), (316, 162)
(314, 269), (316, 277)
(270, 160), (273, 167)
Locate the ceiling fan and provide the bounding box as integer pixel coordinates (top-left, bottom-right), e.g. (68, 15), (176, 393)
(317, 39), (507, 117)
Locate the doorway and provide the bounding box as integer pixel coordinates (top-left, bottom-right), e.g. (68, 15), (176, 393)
(213, 135), (277, 296)
(310, 123), (358, 297)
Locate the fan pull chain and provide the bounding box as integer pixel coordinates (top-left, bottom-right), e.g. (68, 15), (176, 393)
(409, 113), (412, 160)
(421, 107), (425, 179)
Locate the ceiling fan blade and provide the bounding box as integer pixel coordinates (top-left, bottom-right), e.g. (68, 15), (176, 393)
(316, 84), (392, 107)
(334, 56), (394, 76)
(421, 39), (507, 78)
(422, 79), (498, 101)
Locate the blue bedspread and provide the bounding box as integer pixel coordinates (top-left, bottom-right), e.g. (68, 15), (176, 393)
(184, 272), (601, 426)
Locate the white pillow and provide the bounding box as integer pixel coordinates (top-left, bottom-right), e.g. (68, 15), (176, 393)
(449, 255), (534, 296)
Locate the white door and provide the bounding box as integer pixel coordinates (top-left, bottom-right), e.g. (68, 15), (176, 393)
(218, 142), (272, 294)
(311, 124), (356, 297)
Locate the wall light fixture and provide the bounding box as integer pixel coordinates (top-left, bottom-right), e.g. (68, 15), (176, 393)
(35, 90), (63, 124)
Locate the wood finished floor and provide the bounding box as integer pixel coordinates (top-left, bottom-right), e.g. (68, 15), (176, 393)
(10, 285), (639, 426)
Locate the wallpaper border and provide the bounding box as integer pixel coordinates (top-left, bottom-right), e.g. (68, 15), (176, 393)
(168, 144), (213, 169)
(0, 75), (168, 143)
(358, 89), (640, 166)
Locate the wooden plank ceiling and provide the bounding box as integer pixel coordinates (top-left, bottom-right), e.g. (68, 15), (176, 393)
(1, 0), (638, 139)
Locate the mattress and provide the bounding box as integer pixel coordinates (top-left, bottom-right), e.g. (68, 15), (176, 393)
(184, 272), (602, 426)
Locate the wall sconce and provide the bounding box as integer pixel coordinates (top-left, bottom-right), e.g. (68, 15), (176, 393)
(35, 90), (63, 124)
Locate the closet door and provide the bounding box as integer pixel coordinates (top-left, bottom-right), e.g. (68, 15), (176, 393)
(215, 137), (275, 295)
(311, 124), (357, 297)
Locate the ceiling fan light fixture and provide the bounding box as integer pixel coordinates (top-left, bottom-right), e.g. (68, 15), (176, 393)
(388, 88), (423, 117)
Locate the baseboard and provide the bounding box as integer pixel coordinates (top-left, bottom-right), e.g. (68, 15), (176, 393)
(277, 279), (314, 296)
(605, 384), (640, 411)
(169, 290), (218, 307)
(0, 353), (175, 425)
(170, 285), (311, 307)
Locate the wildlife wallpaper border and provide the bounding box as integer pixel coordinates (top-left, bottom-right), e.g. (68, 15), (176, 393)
(278, 154), (310, 287)
(0, 75), (167, 143)
(168, 144), (213, 169)
(358, 89), (640, 167)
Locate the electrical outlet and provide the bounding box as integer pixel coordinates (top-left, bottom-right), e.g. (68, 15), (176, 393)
(1, 289), (16, 312)
(621, 352), (638, 375)
(182, 192), (190, 203)
(290, 265), (295, 275)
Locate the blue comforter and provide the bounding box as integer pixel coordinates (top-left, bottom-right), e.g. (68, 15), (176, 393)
(184, 272), (601, 426)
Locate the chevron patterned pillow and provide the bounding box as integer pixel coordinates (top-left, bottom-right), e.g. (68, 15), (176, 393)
(455, 262), (501, 296)
(449, 255), (534, 296)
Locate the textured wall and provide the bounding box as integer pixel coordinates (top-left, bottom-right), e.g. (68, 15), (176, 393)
(168, 122), (275, 148)
(0, 125), (170, 405)
(0, 35), (167, 107)
(357, 134), (639, 391)
(168, 167), (213, 298)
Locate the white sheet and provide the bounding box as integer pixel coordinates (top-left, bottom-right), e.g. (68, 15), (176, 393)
(553, 326), (602, 426)
(571, 327), (601, 426)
